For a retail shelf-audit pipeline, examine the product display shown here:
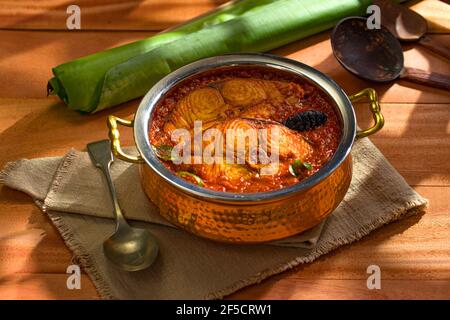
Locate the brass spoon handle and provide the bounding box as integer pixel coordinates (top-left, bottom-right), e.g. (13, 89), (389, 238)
(88, 140), (158, 271)
(419, 36), (450, 61)
(400, 67), (450, 91)
(100, 162), (127, 227)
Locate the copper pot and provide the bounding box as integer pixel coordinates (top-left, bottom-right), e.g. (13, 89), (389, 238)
(107, 53), (384, 243)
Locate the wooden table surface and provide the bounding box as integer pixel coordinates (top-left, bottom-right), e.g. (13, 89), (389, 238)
(0, 0), (449, 299)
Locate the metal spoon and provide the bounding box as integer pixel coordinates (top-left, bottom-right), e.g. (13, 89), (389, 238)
(331, 17), (450, 91)
(87, 140), (158, 271)
(373, 0), (450, 60)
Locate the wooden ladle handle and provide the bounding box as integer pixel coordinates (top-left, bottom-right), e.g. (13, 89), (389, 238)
(418, 35), (450, 61)
(400, 67), (450, 91)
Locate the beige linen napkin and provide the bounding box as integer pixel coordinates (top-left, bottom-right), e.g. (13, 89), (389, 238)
(0, 138), (427, 299)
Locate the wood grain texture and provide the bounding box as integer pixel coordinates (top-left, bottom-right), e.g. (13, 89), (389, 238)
(230, 279), (450, 299)
(0, 0), (228, 31)
(0, 273), (99, 299)
(0, 0), (449, 300)
(0, 30), (449, 102)
(1, 99), (449, 299)
(0, 186), (448, 299)
(410, 0), (450, 32)
(0, 0), (447, 32)
(1, 100), (448, 186)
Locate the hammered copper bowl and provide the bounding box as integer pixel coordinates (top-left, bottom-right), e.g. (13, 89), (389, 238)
(107, 53), (384, 243)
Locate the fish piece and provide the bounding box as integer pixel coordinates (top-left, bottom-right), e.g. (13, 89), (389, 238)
(164, 78), (307, 136)
(211, 78), (283, 107)
(194, 118), (312, 183)
(164, 87), (228, 133)
(212, 78), (306, 121)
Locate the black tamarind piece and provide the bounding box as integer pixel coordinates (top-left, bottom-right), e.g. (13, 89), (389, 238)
(283, 110), (327, 131)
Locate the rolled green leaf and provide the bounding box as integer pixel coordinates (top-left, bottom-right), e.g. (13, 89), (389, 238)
(49, 0), (278, 112)
(49, 0), (374, 113)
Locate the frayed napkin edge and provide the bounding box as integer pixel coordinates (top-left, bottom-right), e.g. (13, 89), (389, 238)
(0, 157), (114, 299)
(44, 197), (427, 300)
(44, 149), (77, 209)
(0, 159), (27, 190)
(205, 199), (428, 299)
(0, 153), (429, 300)
(46, 210), (117, 300)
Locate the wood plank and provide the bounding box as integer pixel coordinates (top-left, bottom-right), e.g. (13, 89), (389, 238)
(261, 185), (450, 281)
(0, 273), (98, 299)
(1, 99), (448, 186)
(0, 0), (228, 31)
(0, 30), (449, 103)
(354, 103), (450, 186)
(0, 0), (449, 302)
(410, 0), (450, 33)
(0, 191), (73, 275)
(0, 186), (448, 299)
(1, 96), (448, 299)
(0, 30), (156, 99)
(229, 279), (450, 299)
(0, 98), (137, 164)
(0, 0), (447, 33)
(2, 275), (449, 300)
(0, 185), (447, 277)
(229, 185), (450, 299)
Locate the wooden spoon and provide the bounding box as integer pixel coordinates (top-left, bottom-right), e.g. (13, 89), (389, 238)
(373, 0), (450, 60)
(331, 17), (450, 91)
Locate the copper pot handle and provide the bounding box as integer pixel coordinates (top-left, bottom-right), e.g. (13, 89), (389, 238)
(107, 115), (144, 164)
(349, 88), (385, 139)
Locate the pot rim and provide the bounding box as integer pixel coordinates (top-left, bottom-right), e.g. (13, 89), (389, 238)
(134, 53), (356, 203)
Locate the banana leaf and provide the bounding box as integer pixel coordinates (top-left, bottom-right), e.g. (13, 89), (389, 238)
(49, 0), (374, 113)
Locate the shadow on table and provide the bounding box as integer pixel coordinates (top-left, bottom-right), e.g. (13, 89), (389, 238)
(229, 213), (425, 299)
(0, 24), (448, 300)
(229, 31), (449, 299)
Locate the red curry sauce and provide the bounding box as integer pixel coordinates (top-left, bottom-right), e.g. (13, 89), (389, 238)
(149, 67), (341, 193)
